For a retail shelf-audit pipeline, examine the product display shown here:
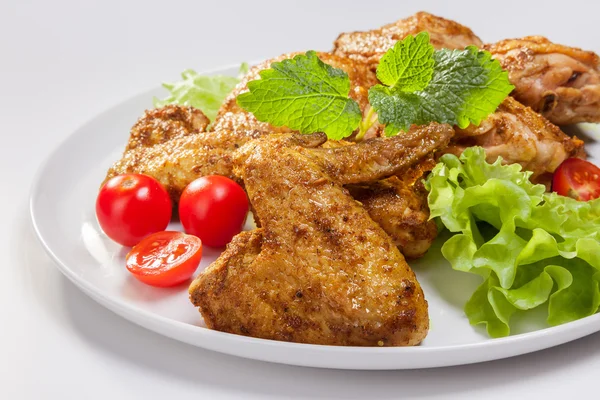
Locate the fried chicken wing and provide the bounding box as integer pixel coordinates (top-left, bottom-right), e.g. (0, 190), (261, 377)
(445, 97), (585, 183)
(104, 133), (234, 202)
(104, 105), (217, 202)
(190, 125), (453, 346)
(124, 105), (209, 152)
(333, 12), (483, 70)
(485, 36), (600, 125)
(298, 123), (453, 184)
(348, 175), (437, 260)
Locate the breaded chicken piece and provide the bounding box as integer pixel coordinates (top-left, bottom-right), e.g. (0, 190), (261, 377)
(296, 124), (452, 184)
(445, 97), (585, 183)
(213, 52), (379, 136)
(247, 137), (441, 259)
(190, 124), (453, 346)
(104, 133), (234, 203)
(333, 12), (483, 70)
(348, 175), (437, 260)
(485, 36), (600, 125)
(317, 141), (438, 259)
(125, 104), (209, 152)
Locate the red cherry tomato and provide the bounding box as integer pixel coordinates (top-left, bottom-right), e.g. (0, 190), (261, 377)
(96, 174), (172, 246)
(126, 231), (202, 287)
(179, 176), (249, 247)
(553, 158), (600, 201)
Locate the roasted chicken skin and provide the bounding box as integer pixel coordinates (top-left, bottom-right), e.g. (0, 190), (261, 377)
(485, 36), (600, 125)
(319, 142), (439, 260)
(190, 125), (453, 346)
(333, 12), (483, 70)
(348, 175), (437, 260)
(124, 105), (209, 152)
(445, 97), (585, 182)
(298, 124), (453, 184)
(104, 133), (234, 203)
(104, 105), (217, 202)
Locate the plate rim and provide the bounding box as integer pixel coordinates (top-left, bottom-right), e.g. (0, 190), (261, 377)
(29, 64), (600, 370)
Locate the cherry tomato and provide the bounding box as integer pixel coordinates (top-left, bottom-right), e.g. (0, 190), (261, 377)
(96, 174), (172, 246)
(179, 176), (249, 247)
(125, 231), (202, 287)
(553, 158), (600, 201)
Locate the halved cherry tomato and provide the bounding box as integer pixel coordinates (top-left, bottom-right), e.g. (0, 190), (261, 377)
(96, 174), (172, 246)
(179, 175), (249, 247)
(553, 158), (600, 201)
(126, 231), (202, 287)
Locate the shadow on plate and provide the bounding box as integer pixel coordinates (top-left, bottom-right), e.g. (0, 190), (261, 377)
(562, 123), (600, 145)
(411, 230), (481, 310)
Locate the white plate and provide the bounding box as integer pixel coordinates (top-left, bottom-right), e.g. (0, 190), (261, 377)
(30, 65), (600, 370)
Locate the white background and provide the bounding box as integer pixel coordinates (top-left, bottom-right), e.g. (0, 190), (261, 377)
(2, 0), (599, 398)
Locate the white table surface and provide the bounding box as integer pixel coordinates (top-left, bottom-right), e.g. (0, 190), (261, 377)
(2, 0), (599, 398)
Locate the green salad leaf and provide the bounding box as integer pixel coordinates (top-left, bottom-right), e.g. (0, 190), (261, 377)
(237, 51), (362, 140)
(153, 63), (248, 121)
(425, 147), (600, 337)
(370, 45), (514, 136)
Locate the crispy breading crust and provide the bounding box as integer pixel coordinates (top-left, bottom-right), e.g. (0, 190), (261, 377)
(190, 127), (452, 346)
(125, 104), (209, 152)
(348, 175), (437, 259)
(104, 133), (234, 203)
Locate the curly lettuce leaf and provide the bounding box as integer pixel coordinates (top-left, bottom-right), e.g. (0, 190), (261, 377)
(425, 147), (600, 337)
(153, 63), (248, 121)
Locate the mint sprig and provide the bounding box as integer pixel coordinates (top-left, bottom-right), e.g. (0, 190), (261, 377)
(371, 45), (515, 135)
(237, 34), (514, 140)
(236, 51), (362, 140)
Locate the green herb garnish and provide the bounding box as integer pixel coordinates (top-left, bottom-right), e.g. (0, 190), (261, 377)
(237, 32), (514, 140)
(237, 51), (362, 140)
(370, 33), (514, 136)
(375, 32), (435, 93)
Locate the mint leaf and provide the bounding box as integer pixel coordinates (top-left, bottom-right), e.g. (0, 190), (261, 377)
(376, 31), (435, 92)
(370, 44), (514, 136)
(426, 47), (514, 129)
(237, 51), (362, 140)
(153, 65), (245, 121)
(369, 85), (419, 136)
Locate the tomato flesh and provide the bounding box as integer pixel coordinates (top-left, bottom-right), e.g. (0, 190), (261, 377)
(96, 174), (172, 246)
(553, 158), (600, 201)
(126, 231), (202, 287)
(179, 176), (249, 247)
